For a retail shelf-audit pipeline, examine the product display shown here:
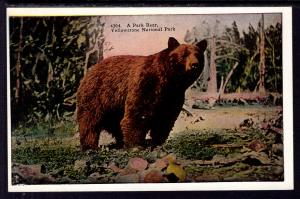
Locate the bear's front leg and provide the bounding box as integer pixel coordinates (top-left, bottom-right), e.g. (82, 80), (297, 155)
(150, 95), (184, 147)
(120, 115), (148, 148)
(121, 72), (160, 148)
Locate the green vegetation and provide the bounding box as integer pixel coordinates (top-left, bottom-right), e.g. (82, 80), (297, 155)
(10, 16), (105, 127)
(11, 111), (283, 184)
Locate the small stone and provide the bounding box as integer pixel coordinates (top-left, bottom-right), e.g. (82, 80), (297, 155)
(248, 140), (267, 152)
(272, 144), (283, 156)
(127, 157), (148, 171)
(12, 164), (56, 184)
(244, 151), (271, 165)
(108, 162), (122, 173)
(274, 157), (284, 166)
(12, 164), (42, 177)
(119, 168), (138, 176)
(115, 173), (140, 183)
(161, 153), (177, 163)
(272, 166), (284, 175)
(149, 159), (168, 170)
(88, 172), (102, 182)
(143, 170), (165, 183)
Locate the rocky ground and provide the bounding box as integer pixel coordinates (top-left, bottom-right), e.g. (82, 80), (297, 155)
(11, 104), (284, 184)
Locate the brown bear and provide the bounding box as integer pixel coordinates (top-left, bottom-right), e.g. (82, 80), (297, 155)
(76, 37), (207, 150)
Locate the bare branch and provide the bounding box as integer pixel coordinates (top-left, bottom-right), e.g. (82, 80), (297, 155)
(219, 62), (239, 96)
(216, 55), (239, 62)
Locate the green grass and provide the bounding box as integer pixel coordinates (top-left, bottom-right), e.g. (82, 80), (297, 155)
(11, 118), (282, 183)
(164, 129), (245, 160)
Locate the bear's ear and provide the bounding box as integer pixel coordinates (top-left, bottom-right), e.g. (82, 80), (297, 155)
(196, 39), (207, 52)
(168, 37), (180, 50)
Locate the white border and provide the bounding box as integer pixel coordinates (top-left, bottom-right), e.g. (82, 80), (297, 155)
(6, 7), (293, 192)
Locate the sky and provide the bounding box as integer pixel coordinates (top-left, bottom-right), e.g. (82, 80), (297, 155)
(103, 13), (281, 58)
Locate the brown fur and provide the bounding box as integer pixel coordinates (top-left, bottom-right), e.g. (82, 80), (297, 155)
(76, 37), (207, 150)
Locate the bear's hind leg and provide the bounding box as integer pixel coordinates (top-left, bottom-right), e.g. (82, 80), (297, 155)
(105, 124), (124, 148)
(79, 119), (101, 150)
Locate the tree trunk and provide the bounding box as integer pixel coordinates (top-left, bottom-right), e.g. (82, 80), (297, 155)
(83, 17), (105, 75)
(207, 35), (217, 93)
(15, 17), (23, 105)
(258, 14), (266, 94)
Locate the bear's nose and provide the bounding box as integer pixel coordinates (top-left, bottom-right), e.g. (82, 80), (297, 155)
(191, 63), (199, 69)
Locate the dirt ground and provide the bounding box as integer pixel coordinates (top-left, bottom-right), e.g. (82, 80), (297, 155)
(172, 105), (282, 133)
(11, 104), (284, 184)
(98, 105), (282, 145)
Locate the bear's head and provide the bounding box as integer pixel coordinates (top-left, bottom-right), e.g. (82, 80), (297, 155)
(167, 37), (207, 88)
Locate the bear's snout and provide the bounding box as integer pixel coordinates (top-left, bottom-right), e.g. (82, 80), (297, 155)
(191, 63), (200, 70)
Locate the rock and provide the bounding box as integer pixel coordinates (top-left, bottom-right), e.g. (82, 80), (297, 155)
(248, 140), (267, 152)
(119, 168), (138, 176)
(127, 157), (148, 171)
(274, 157), (284, 166)
(138, 170), (148, 182)
(115, 173), (140, 183)
(272, 143), (283, 156)
(107, 162), (122, 173)
(161, 153), (177, 163)
(12, 164), (43, 177)
(12, 164), (55, 184)
(88, 172), (102, 182)
(192, 100), (211, 110)
(243, 151), (271, 165)
(272, 166), (284, 175)
(239, 118), (254, 128)
(143, 170), (165, 183)
(166, 162), (186, 182)
(149, 159), (168, 170)
(12, 173), (23, 184)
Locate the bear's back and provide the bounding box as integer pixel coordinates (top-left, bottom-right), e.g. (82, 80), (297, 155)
(77, 55), (150, 112)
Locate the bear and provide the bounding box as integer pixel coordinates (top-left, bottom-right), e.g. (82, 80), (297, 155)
(76, 37), (207, 150)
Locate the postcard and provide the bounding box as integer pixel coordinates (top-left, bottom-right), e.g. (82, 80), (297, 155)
(6, 7), (293, 191)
